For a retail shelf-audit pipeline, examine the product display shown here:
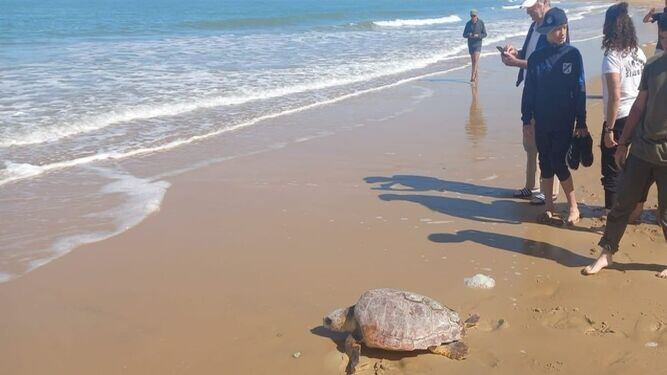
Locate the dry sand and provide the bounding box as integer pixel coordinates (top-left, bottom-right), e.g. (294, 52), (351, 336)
(1, 20), (667, 375)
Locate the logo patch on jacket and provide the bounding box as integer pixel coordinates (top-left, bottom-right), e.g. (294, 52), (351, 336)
(562, 63), (572, 75)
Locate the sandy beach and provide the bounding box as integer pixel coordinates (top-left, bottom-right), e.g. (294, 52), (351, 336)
(2, 3), (667, 374)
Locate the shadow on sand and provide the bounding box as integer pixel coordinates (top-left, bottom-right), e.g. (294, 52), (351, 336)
(429, 229), (593, 267)
(365, 175), (515, 198)
(311, 326), (425, 361)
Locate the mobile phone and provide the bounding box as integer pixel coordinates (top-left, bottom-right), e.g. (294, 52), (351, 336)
(496, 46), (506, 54)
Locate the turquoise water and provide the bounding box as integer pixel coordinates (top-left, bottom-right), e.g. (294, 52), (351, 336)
(0, 0), (614, 282)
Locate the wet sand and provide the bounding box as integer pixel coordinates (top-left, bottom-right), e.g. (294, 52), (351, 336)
(2, 26), (667, 375)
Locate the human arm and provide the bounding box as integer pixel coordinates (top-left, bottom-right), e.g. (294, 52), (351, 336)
(480, 21), (487, 39)
(644, 8), (657, 23)
(521, 62), (536, 137)
(601, 49), (624, 145)
(463, 22), (472, 38)
(502, 53), (528, 68)
(573, 51), (587, 134)
(615, 90), (648, 169)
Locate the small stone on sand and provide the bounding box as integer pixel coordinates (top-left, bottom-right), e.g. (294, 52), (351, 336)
(292, 352), (302, 359)
(646, 342), (658, 348)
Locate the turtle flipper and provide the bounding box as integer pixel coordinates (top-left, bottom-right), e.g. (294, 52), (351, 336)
(345, 334), (361, 374)
(428, 341), (468, 360)
(464, 313), (480, 328)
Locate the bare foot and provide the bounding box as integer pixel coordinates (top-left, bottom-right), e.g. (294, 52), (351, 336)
(656, 269), (667, 279)
(582, 251), (613, 275)
(566, 209), (581, 225)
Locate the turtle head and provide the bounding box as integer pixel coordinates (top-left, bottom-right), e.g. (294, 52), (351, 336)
(323, 306), (357, 332)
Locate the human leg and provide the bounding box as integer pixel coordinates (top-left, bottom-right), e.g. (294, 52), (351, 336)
(600, 119), (626, 210)
(584, 155), (654, 274)
(550, 131), (578, 223)
(535, 132), (556, 214)
(471, 51), (480, 81)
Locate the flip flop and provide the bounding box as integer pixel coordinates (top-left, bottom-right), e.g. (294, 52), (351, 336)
(513, 187), (532, 199)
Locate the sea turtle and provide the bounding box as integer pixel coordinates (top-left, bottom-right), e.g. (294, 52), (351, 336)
(323, 288), (478, 374)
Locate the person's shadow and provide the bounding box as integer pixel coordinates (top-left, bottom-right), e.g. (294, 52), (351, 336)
(365, 175), (515, 198)
(429, 229), (666, 273)
(429, 229), (592, 267)
(379, 193), (528, 225)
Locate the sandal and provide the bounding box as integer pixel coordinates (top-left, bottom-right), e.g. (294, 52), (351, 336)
(530, 193), (559, 205)
(537, 211), (564, 226)
(513, 187), (533, 199)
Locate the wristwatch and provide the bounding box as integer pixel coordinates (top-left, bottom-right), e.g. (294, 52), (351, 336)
(603, 126), (614, 133)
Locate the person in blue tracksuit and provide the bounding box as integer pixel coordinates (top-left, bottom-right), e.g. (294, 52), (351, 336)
(521, 7), (588, 225)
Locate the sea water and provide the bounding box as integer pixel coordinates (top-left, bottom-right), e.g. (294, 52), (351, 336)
(0, 0), (621, 281)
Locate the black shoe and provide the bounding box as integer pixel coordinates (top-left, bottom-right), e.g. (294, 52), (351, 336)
(581, 134), (594, 167)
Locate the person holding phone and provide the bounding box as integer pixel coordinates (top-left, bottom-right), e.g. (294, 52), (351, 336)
(584, 16), (667, 277)
(499, 0), (564, 206)
(463, 9), (487, 82)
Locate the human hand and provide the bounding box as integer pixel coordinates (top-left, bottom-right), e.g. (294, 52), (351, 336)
(505, 45), (518, 56)
(603, 131), (617, 148)
(614, 145), (628, 170)
(502, 53), (519, 67)
(574, 128), (588, 138)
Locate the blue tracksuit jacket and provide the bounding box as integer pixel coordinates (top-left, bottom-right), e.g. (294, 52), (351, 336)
(521, 43), (587, 132)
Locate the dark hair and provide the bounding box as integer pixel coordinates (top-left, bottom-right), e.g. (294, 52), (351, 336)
(602, 2), (638, 53)
(660, 13), (667, 31)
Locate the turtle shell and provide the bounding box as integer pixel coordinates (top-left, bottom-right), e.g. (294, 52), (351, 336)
(354, 288), (463, 351)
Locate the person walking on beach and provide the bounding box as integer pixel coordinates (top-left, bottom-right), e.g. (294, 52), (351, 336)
(600, 3), (647, 220)
(584, 17), (667, 277)
(463, 9), (487, 82)
(500, 0), (562, 205)
(643, 0), (666, 55)
(521, 7), (587, 225)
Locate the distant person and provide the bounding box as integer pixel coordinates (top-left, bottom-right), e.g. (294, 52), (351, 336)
(463, 9), (487, 82)
(501, 0), (562, 206)
(643, 0), (667, 55)
(584, 16), (667, 277)
(600, 3), (647, 219)
(521, 7), (587, 225)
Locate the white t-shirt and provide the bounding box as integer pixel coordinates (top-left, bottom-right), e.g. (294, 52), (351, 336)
(525, 25), (541, 60)
(602, 48), (646, 120)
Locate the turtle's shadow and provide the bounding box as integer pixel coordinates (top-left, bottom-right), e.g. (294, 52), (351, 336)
(310, 326), (425, 360)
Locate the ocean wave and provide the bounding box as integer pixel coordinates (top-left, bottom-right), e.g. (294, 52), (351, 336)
(502, 5), (522, 10)
(373, 15), (461, 27)
(0, 62), (476, 187)
(181, 12), (345, 30)
(566, 4), (611, 21)
(13, 168), (170, 283)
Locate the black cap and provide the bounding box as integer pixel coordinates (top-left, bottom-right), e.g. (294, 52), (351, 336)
(536, 7), (568, 34)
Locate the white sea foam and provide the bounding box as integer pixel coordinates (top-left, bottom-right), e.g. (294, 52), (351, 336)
(373, 15), (461, 27)
(18, 168), (170, 279)
(502, 5), (522, 10)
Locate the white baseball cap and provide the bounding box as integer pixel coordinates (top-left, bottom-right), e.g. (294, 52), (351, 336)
(520, 0), (539, 8)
